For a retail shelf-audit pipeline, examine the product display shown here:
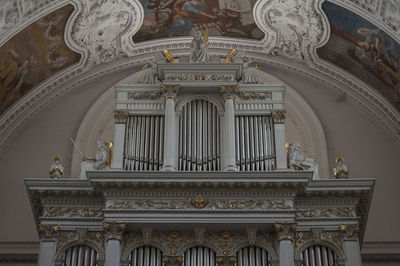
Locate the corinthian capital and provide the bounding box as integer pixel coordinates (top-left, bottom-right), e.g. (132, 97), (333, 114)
(163, 256), (183, 266)
(161, 84), (181, 99)
(339, 224), (360, 241)
(103, 222), (126, 241)
(271, 110), (287, 124)
(113, 110), (129, 124)
(39, 224), (60, 242)
(216, 256), (237, 266)
(274, 223), (297, 242)
(219, 85), (240, 100)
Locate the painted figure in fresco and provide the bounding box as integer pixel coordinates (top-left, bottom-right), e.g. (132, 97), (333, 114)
(167, 0), (211, 36)
(147, 0), (175, 29)
(79, 141), (111, 180)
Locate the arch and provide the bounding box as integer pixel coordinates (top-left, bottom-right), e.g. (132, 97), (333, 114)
(176, 95), (224, 112)
(121, 242), (167, 261)
(231, 241), (278, 261)
(294, 240), (345, 261)
(55, 240), (105, 261)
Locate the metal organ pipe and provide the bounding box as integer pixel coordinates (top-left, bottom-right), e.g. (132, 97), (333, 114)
(62, 245), (98, 266)
(301, 245), (338, 266)
(236, 246), (270, 266)
(235, 115), (276, 171)
(124, 116), (165, 171)
(183, 246), (216, 266)
(178, 99), (220, 171)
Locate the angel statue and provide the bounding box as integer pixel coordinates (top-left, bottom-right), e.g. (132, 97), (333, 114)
(78, 140), (113, 180)
(190, 29), (209, 63)
(49, 154), (64, 179)
(287, 143), (319, 180)
(333, 156), (349, 179)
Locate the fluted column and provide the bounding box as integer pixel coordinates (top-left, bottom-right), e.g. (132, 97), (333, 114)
(161, 84), (180, 171)
(163, 256), (183, 266)
(104, 222), (126, 266)
(274, 223), (296, 266)
(340, 224), (362, 266)
(112, 111), (129, 169)
(38, 224), (59, 266)
(220, 85), (238, 171)
(272, 110), (287, 169)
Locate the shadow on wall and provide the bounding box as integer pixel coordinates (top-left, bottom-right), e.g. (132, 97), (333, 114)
(0, 4), (81, 115)
(318, 2), (400, 110)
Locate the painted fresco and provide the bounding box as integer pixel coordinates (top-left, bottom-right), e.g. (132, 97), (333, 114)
(318, 2), (400, 109)
(0, 5), (80, 114)
(133, 0), (265, 42)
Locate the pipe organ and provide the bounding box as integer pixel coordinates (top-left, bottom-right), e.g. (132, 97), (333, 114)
(28, 58), (374, 266)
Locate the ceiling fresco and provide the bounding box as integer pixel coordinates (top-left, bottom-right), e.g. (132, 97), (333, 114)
(0, 4), (81, 114)
(318, 2), (400, 110)
(133, 0), (265, 42)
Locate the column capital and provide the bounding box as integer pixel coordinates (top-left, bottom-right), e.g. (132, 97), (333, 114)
(274, 223), (297, 242)
(103, 222), (126, 241)
(339, 224), (360, 241)
(113, 110), (129, 124)
(272, 110), (287, 124)
(216, 256), (237, 266)
(163, 256), (183, 266)
(219, 85), (239, 100)
(39, 224), (59, 242)
(161, 84), (181, 100)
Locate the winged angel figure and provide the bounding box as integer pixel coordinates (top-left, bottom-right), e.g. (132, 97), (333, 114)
(74, 0), (132, 63)
(265, 0), (322, 58)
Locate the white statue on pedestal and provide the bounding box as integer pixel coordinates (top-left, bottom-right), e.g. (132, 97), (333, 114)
(333, 156), (349, 179)
(190, 30), (209, 63)
(287, 143), (319, 179)
(79, 141), (111, 180)
(49, 154), (64, 179)
(230, 50), (262, 84)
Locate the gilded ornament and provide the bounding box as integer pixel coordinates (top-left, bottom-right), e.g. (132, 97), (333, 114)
(127, 91), (162, 100)
(163, 50), (175, 63)
(190, 195), (209, 209)
(333, 156), (349, 179)
(224, 49), (237, 63)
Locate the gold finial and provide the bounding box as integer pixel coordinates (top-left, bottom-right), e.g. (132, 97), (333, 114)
(224, 49), (237, 63)
(107, 141), (114, 167)
(336, 156), (344, 163)
(203, 28), (208, 46)
(163, 50), (175, 63)
(54, 154), (61, 161)
(141, 63), (149, 70)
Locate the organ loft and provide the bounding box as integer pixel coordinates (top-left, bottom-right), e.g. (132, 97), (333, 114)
(26, 36), (374, 266)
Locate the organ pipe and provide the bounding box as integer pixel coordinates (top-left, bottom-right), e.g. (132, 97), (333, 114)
(236, 246), (270, 266)
(62, 245), (98, 266)
(301, 245), (338, 266)
(183, 246), (216, 266)
(124, 116), (165, 171)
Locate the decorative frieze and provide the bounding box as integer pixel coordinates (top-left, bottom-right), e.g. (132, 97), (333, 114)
(127, 91), (162, 100)
(103, 222), (126, 241)
(166, 73), (234, 81)
(237, 91), (272, 100)
(43, 207), (103, 218)
(107, 199), (292, 210)
(296, 207), (354, 218)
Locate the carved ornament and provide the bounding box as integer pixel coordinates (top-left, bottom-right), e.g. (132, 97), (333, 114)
(274, 223), (297, 242)
(160, 84), (181, 100)
(43, 207), (103, 218)
(128, 91), (162, 100)
(163, 256), (183, 266)
(219, 85), (240, 100)
(39, 224), (59, 242)
(237, 91), (272, 100)
(297, 207), (354, 218)
(339, 224), (360, 241)
(113, 111), (129, 124)
(103, 222), (126, 241)
(216, 256), (237, 266)
(190, 196), (209, 209)
(272, 110), (287, 123)
(166, 73), (233, 81)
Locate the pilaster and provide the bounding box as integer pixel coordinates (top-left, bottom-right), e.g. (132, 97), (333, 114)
(161, 84), (180, 171)
(38, 224), (59, 266)
(274, 223), (296, 266)
(340, 224), (362, 266)
(104, 222), (126, 266)
(112, 111), (129, 169)
(272, 110), (287, 169)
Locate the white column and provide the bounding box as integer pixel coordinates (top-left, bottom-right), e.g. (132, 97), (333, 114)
(38, 224), (59, 266)
(161, 84), (180, 171)
(38, 241), (57, 266)
(220, 85), (238, 171)
(272, 110), (287, 169)
(112, 111), (128, 169)
(104, 222), (126, 266)
(274, 223), (296, 266)
(341, 224), (362, 266)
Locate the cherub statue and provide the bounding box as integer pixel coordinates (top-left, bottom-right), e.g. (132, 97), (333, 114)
(49, 154), (64, 179)
(230, 50), (262, 83)
(137, 62), (158, 84)
(287, 143), (319, 180)
(333, 156), (349, 179)
(190, 29), (209, 63)
(79, 141), (112, 180)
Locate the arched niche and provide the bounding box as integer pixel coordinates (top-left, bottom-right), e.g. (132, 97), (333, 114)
(71, 69), (329, 178)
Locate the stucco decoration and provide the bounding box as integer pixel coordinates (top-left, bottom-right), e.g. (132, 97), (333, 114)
(70, 0), (143, 65)
(253, 0), (328, 59)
